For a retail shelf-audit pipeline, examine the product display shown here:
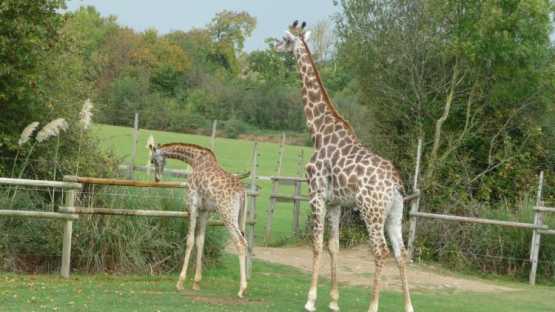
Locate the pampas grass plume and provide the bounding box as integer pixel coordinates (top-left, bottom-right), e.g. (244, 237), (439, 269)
(79, 98), (93, 130)
(36, 118), (69, 143)
(18, 122), (39, 146)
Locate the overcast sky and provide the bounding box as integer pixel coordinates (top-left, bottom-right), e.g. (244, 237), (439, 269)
(66, 0), (340, 51)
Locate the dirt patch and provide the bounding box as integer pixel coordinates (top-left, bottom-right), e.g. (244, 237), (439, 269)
(233, 245), (518, 293)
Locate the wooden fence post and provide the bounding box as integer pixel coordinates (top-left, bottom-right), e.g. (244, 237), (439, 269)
(265, 133), (286, 244)
(246, 142), (258, 279)
(407, 138), (423, 259)
(210, 120), (218, 150)
(297, 148), (305, 177)
(529, 171), (544, 285)
(61, 189), (76, 278)
(128, 112), (139, 179)
(292, 180), (302, 237)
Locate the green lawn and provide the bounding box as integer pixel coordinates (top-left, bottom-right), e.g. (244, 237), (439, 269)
(1, 255), (553, 312)
(93, 124), (313, 245)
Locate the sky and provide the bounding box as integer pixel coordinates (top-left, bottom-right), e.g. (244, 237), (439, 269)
(65, 0), (340, 51)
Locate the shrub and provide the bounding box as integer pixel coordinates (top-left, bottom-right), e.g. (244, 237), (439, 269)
(223, 118), (249, 139)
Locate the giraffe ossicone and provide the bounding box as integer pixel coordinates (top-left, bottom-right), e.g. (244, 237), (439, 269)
(149, 142), (248, 298)
(276, 21), (415, 312)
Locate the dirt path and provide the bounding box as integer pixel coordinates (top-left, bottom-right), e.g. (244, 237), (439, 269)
(235, 245), (518, 293)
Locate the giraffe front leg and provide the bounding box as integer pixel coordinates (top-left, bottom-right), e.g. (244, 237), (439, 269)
(192, 211), (209, 291)
(305, 193), (326, 312)
(176, 192), (199, 291)
(226, 221), (248, 298)
(327, 205), (341, 312)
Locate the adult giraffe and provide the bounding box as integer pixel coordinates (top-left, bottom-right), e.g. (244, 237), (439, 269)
(275, 21), (414, 312)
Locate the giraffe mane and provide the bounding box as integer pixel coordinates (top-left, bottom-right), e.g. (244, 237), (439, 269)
(159, 143), (217, 159)
(299, 37), (356, 136)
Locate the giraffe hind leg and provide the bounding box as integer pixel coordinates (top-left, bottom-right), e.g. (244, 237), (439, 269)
(385, 189), (414, 312)
(366, 221), (388, 312)
(327, 205), (341, 311)
(192, 211), (209, 291)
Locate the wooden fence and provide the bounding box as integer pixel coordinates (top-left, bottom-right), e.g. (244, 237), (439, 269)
(407, 148), (552, 286)
(0, 142), (260, 279)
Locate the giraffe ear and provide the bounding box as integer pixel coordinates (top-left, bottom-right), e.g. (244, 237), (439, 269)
(303, 31), (312, 41)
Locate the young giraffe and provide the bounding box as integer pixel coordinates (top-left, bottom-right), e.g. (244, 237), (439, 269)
(148, 142), (248, 298)
(275, 22), (414, 312)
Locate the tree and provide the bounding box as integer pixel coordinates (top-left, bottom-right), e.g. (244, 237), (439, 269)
(208, 10), (256, 52)
(0, 0), (66, 153)
(337, 0), (554, 203)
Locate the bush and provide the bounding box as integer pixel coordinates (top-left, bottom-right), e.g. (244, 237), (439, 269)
(223, 117), (249, 139)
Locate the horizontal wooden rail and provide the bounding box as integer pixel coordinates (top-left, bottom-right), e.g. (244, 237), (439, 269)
(538, 229), (555, 235)
(403, 191), (420, 202)
(270, 194), (310, 202)
(534, 206), (555, 213)
(59, 207), (255, 226)
(63, 175), (187, 188)
(411, 211), (548, 230)
(119, 164), (190, 177)
(0, 209), (79, 220)
(270, 176), (308, 182)
(0, 177), (82, 189)
(60, 206), (188, 217)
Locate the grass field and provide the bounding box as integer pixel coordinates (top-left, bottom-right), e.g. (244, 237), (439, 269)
(93, 124), (313, 245)
(1, 255), (554, 312)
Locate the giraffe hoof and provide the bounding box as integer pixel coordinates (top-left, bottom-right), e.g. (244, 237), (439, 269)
(176, 283), (184, 291)
(328, 302), (340, 311)
(304, 302), (317, 312)
(237, 288), (247, 298)
(368, 303), (378, 312)
(192, 282), (201, 291)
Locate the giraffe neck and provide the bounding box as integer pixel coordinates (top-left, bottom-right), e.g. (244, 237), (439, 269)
(294, 39), (358, 150)
(158, 143), (217, 169)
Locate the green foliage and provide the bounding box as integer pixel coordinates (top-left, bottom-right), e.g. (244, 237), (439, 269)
(336, 0), (555, 279)
(222, 117), (249, 139)
(0, 0), (66, 153)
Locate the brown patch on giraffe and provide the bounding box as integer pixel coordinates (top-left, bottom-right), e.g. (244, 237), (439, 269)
(341, 145), (352, 156)
(313, 115), (323, 130)
(337, 157), (346, 167)
(308, 90), (321, 102)
(323, 124), (334, 135)
(304, 107), (313, 120)
(330, 133), (339, 144)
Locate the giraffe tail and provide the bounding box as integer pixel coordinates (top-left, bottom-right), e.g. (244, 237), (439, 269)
(238, 191), (248, 241)
(386, 187), (406, 259)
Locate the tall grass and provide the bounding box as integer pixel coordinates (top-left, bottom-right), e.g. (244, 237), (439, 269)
(414, 199), (555, 284)
(0, 184), (226, 274)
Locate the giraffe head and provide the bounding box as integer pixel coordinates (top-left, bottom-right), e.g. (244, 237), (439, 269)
(148, 143), (166, 182)
(275, 20), (311, 55)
